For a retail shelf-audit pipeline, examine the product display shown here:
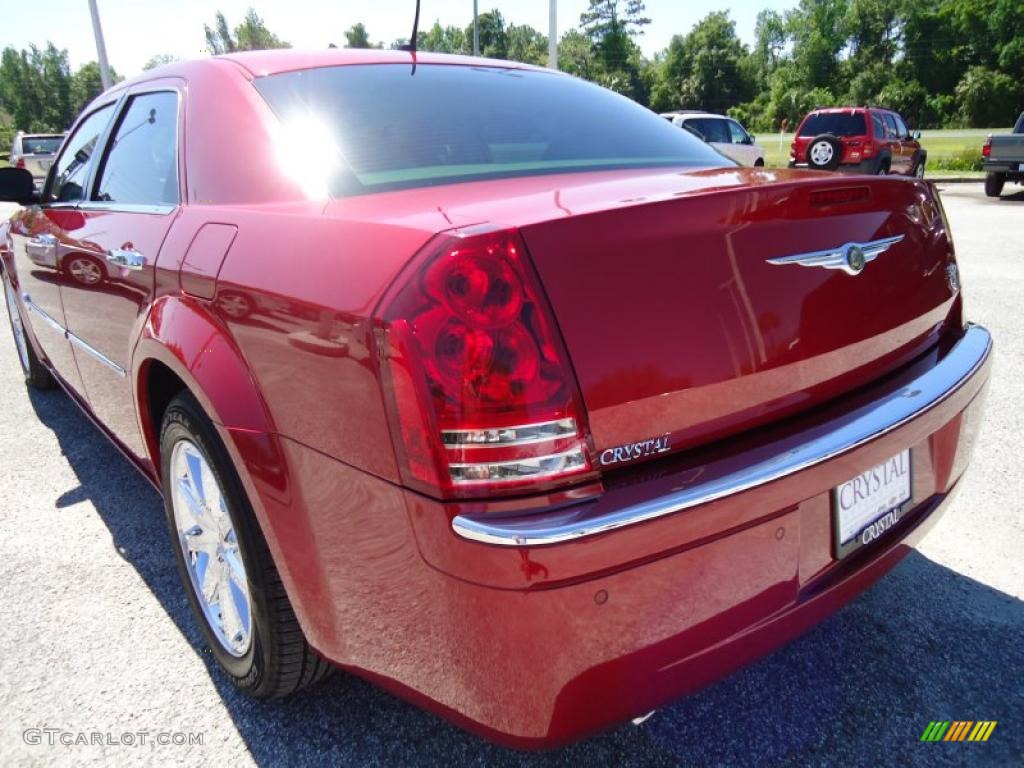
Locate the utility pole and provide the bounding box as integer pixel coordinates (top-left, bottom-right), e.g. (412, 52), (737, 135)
(548, 0), (557, 69)
(87, 0), (113, 90)
(472, 1), (479, 56)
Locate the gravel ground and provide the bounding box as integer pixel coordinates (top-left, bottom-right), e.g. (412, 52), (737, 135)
(0, 185), (1021, 767)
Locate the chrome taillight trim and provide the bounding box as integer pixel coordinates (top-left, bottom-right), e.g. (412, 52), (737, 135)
(452, 324), (992, 546)
(441, 418), (578, 448)
(448, 447), (588, 485)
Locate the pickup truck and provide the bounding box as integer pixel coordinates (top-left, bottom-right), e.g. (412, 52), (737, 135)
(983, 111), (1024, 198)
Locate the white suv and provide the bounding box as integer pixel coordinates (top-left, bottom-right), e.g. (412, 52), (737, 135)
(9, 132), (65, 190)
(661, 112), (765, 167)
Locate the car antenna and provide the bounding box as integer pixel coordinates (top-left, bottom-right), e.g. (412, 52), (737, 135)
(399, 0), (421, 75)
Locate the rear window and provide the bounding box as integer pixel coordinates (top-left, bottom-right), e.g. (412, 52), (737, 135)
(21, 136), (63, 155)
(798, 113), (867, 138)
(254, 64), (726, 196)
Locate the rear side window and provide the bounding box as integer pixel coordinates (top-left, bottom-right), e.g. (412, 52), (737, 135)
(254, 64), (725, 196)
(94, 92), (179, 206)
(47, 105), (114, 204)
(892, 114), (909, 138)
(798, 113), (867, 137)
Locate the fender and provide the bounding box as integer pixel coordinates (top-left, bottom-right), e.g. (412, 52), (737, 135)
(131, 293), (338, 652)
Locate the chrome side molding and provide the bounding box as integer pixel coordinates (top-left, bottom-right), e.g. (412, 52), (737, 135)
(22, 293), (126, 378)
(452, 324), (993, 547)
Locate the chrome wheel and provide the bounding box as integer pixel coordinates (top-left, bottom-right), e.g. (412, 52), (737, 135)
(170, 439), (252, 657)
(68, 257), (102, 285)
(915, 162), (925, 179)
(3, 275), (30, 374)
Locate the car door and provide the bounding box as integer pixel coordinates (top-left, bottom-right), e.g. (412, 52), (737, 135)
(725, 119), (757, 166)
(8, 103), (117, 400)
(882, 114), (905, 173)
(687, 118), (736, 162)
(892, 114), (917, 173)
(58, 87), (183, 459)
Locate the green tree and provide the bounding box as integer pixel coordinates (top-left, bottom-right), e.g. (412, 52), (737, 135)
(0, 44), (74, 132)
(557, 29), (600, 81)
(653, 12), (754, 114)
(955, 65), (1018, 126)
(580, 0), (650, 72)
(70, 61), (122, 116)
(204, 8), (289, 54)
(143, 54), (180, 71)
(505, 24), (548, 66)
(465, 10), (508, 58)
(418, 21), (468, 54)
(344, 22), (380, 49)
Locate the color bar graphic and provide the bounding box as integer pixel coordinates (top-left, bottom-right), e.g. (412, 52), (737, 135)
(921, 721), (997, 742)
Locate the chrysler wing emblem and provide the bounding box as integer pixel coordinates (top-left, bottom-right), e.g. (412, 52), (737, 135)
(766, 235), (904, 276)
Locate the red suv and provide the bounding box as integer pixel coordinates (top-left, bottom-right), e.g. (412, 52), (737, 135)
(789, 107), (926, 177)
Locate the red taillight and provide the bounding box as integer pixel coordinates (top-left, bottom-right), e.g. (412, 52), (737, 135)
(982, 139), (991, 157)
(375, 227), (595, 498)
(14, 157), (25, 169)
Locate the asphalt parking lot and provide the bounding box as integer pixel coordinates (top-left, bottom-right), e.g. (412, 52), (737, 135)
(0, 183), (1021, 767)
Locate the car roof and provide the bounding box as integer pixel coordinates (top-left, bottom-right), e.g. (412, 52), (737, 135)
(805, 106), (895, 116)
(661, 112), (731, 121)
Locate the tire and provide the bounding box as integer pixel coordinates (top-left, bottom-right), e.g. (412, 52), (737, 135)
(805, 134), (843, 171)
(985, 172), (1005, 198)
(2, 271), (54, 389)
(160, 391), (331, 698)
(754, 158), (765, 167)
(876, 160), (890, 175)
(912, 157), (926, 179)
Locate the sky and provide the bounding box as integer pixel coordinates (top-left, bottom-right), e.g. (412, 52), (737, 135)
(1, 0), (794, 77)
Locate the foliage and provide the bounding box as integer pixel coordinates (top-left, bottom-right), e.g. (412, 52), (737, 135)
(204, 8), (289, 54)
(143, 54), (180, 71)
(343, 23), (381, 49)
(0, 45), (121, 132)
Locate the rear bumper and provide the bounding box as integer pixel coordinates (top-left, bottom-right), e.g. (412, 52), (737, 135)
(241, 324), (992, 748)
(789, 156), (885, 174)
(983, 161), (1023, 177)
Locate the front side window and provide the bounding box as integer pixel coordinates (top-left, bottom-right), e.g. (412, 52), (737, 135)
(47, 105), (114, 204)
(727, 120), (749, 144)
(893, 115), (909, 138)
(254, 64), (725, 196)
(94, 91), (179, 206)
(883, 114), (900, 139)
(871, 113), (887, 139)
(798, 113), (867, 137)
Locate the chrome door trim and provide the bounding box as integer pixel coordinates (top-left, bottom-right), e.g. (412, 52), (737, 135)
(22, 294), (65, 335)
(452, 324), (993, 547)
(67, 332), (127, 377)
(78, 202), (177, 216)
(22, 293), (126, 377)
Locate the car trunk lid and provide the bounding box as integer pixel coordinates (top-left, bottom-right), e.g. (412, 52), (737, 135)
(516, 171), (959, 469)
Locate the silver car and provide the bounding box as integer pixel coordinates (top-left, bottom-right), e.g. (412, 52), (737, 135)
(9, 132), (65, 189)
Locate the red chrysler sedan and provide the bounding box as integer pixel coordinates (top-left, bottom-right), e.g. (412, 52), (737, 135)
(0, 50), (992, 747)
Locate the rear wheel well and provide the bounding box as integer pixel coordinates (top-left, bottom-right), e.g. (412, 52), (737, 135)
(142, 360), (188, 466)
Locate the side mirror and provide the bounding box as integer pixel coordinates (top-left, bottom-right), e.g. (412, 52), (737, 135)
(0, 167), (37, 205)
(913, 130), (921, 140)
(748, 134), (756, 145)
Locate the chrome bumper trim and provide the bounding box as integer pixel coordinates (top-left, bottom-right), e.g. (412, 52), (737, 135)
(452, 324), (992, 547)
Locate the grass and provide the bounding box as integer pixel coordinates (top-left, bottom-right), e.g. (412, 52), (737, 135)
(759, 127), (1007, 171)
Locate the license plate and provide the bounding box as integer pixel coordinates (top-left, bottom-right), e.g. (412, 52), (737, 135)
(832, 450), (912, 558)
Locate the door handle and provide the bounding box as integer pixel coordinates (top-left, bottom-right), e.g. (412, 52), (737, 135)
(26, 233), (58, 266)
(106, 248), (145, 271)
